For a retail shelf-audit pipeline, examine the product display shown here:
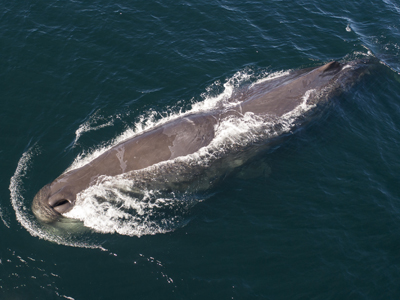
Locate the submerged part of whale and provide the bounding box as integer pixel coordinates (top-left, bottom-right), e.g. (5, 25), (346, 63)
(32, 60), (373, 222)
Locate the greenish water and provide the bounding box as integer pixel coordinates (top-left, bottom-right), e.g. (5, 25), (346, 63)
(1, 0), (400, 299)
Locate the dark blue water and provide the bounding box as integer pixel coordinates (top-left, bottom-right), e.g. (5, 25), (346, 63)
(2, 0), (400, 299)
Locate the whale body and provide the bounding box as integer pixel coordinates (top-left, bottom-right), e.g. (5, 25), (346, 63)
(32, 60), (373, 222)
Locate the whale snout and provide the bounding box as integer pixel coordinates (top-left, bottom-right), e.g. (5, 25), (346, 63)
(32, 184), (75, 223)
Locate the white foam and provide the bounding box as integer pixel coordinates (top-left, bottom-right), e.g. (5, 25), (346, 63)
(74, 110), (120, 145)
(250, 70), (290, 87)
(64, 178), (199, 237)
(0, 207), (10, 228)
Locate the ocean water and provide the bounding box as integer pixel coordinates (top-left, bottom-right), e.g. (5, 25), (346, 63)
(1, 0), (400, 299)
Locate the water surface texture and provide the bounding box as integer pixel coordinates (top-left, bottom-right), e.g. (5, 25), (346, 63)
(1, 0), (400, 299)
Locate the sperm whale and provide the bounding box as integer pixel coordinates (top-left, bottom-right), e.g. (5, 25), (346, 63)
(32, 60), (373, 222)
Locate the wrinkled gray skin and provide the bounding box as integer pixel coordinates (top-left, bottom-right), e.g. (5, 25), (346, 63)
(32, 60), (373, 222)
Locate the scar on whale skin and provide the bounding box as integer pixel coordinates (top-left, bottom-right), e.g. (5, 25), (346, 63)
(115, 146), (127, 173)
